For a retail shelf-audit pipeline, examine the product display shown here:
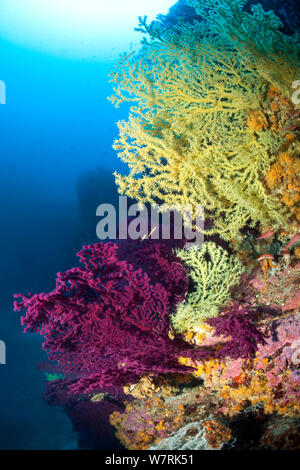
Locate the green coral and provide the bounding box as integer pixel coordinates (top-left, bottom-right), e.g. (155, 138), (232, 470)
(109, 1), (298, 241)
(171, 242), (244, 333)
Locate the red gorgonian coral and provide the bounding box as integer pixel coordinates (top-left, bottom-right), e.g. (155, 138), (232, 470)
(14, 240), (209, 394)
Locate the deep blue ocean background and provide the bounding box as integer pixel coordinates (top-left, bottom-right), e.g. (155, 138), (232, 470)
(0, 30), (132, 450)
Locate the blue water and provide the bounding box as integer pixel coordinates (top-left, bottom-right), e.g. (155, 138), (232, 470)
(0, 37), (130, 449)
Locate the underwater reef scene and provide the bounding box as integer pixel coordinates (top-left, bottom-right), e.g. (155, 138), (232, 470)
(14, 0), (300, 450)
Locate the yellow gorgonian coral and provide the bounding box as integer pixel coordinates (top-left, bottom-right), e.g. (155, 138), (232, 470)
(188, 0), (300, 100)
(171, 242), (244, 332)
(109, 9), (296, 240)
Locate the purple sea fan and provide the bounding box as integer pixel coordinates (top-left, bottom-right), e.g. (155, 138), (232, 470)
(14, 240), (206, 393)
(207, 305), (267, 360)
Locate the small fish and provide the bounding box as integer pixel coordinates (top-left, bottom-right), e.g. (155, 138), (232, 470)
(290, 109), (300, 119)
(287, 232), (300, 249)
(284, 124), (298, 131)
(148, 226), (157, 238)
(140, 225), (157, 241)
(258, 229), (275, 240)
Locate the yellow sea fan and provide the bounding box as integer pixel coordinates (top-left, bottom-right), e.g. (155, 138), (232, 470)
(110, 27), (291, 240)
(171, 242), (244, 333)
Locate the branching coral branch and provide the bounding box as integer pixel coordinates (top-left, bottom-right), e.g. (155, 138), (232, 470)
(14, 241), (210, 394)
(171, 242), (244, 332)
(109, 2), (297, 240)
